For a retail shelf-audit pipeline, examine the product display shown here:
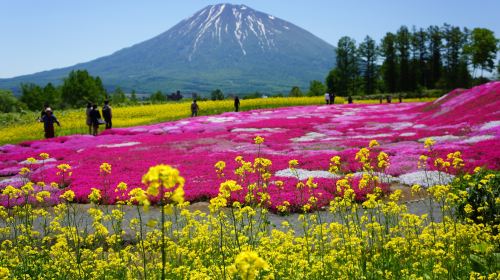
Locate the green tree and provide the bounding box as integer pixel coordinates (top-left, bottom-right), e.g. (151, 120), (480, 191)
(467, 28), (498, 77)
(442, 24), (469, 89)
(497, 60), (500, 79)
(289, 86), (303, 97)
(20, 83), (44, 111)
(427, 25), (443, 88)
(130, 90), (138, 104)
(43, 83), (61, 107)
(334, 36), (359, 96)
(396, 26), (412, 91)
(0, 89), (25, 113)
(210, 89), (225, 100)
(61, 70), (107, 107)
(111, 87), (127, 104)
(325, 68), (338, 94)
(411, 27), (429, 88)
(307, 80), (326, 96)
(381, 32), (398, 93)
(358, 35), (379, 95)
(150, 90), (166, 103)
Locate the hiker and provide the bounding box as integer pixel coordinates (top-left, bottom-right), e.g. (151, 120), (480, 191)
(234, 96), (240, 112)
(330, 92), (335, 105)
(86, 103), (92, 134)
(191, 100), (199, 117)
(324, 92), (330, 105)
(348, 95), (353, 104)
(40, 108), (60, 139)
(102, 100), (112, 129)
(90, 104), (102, 136)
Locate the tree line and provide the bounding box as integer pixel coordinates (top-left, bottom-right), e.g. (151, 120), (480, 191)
(322, 24), (498, 97)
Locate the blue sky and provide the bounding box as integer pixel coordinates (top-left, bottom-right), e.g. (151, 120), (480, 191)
(1, 0), (499, 78)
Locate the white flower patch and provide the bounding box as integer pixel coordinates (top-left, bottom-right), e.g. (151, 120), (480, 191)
(206, 116), (236, 123)
(413, 124), (426, 129)
(162, 126), (179, 131)
(231, 128), (284, 133)
(97, 142), (141, 148)
(400, 132), (416, 137)
(275, 168), (339, 180)
(291, 132), (326, 142)
(418, 135), (461, 142)
(462, 135), (495, 144)
(480, 121), (500, 131)
(353, 171), (398, 182)
(19, 158), (57, 165)
(398, 171), (454, 187)
(391, 122), (413, 129)
(341, 111), (356, 116)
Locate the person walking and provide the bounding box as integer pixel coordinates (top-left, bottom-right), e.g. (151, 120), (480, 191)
(102, 100), (112, 129)
(86, 103), (92, 134)
(234, 96), (240, 112)
(191, 100), (199, 117)
(329, 92), (335, 105)
(90, 104), (102, 136)
(40, 108), (60, 139)
(324, 92), (330, 105)
(348, 95), (353, 104)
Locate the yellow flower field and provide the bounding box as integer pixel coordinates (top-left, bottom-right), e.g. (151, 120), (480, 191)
(0, 139), (498, 279)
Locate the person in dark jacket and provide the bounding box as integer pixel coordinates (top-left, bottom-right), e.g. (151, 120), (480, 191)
(329, 92), (335, 105)
(90, 104), (102, 136)
(102, 100), (112, 129)
(348, 95), (353, 104)
(234, 96), (240, 112)
(40, 108), (60, 139)
(191, 100), (199, 117)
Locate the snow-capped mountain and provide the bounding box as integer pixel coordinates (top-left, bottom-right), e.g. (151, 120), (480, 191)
(0, 4), (336, 94)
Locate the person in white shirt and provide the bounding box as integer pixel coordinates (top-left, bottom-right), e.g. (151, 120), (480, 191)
(324, 92), (330, 104)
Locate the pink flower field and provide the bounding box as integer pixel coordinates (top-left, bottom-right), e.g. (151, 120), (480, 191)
(1, 82), (499, 210)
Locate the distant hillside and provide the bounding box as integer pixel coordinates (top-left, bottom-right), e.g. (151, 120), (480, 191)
(0, 4), (336, 95)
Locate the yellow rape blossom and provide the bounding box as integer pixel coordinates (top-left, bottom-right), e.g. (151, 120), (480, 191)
(60, 190), (75, 202)
(254, 135), (264, 144)
(99, 162), (112, 174)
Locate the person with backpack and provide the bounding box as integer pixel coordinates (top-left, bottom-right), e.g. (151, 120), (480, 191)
(102, 100), (112, 129)
(329, 92), (335, 105)
(191, 100), (199, 117)
(90, 104), (102, 136)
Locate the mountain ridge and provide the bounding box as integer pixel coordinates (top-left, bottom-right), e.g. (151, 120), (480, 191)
(0, 3), (336, 95)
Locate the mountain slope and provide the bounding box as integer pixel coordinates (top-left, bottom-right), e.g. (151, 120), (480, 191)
(0, 4), (336, 94)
